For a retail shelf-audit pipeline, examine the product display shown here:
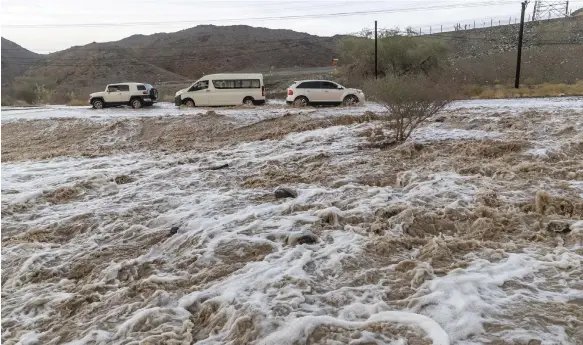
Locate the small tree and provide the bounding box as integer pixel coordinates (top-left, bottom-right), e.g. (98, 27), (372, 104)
(365, 75), (453, 142)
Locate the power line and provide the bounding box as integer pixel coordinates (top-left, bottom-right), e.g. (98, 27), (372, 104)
(2, 1), (525, 28)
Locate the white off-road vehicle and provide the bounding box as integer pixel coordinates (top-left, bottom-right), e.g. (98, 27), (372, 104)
(89, 82), (158, 109)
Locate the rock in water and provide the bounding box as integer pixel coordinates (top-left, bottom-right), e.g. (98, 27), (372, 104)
(169, 226), (180, 236)
(546, 220), (572, 233)
(287, 231), (319, 246)
(274, 186), (298, 199)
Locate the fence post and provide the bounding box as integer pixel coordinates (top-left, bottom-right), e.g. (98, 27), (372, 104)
(491, 18), (493, 27)
(441, 24), (443, 33)
(430, 26), (432, 34)
(474, 20), (476, 29)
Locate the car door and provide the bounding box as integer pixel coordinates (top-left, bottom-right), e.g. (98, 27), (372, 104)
(117, 84), (131, 104)
(302, 81), (324, 102)
(191, 80), (210, 106)
(321, 81), (344, 102)
(104, 85), (122, 104)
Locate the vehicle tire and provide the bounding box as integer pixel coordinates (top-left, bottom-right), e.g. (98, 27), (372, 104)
(92, 99), (104, 109)
(243, 97), (254, 106)
(131, 98), (143, 109)
(183, 99), (195, 107)
(343, 95), (359, 106)
(293, 96), (309, 107)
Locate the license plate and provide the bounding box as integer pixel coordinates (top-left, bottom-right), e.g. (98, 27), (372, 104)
(143, 98), (151, 101)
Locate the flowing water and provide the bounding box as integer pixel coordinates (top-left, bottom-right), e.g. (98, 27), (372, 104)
(2, 98), (583, 345)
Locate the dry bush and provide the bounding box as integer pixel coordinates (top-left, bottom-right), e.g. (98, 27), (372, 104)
(454, 140), (528, 158)
(365, 75), (453, 141)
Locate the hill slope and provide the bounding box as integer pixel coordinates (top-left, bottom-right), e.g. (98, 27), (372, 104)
(431, 16), (583, 84)
(114, 25), (341, 78)
(1, 37), (41, 84)
(19, 44), (189, 95)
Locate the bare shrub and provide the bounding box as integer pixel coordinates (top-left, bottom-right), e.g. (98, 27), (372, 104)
(364, 75), (453, 141)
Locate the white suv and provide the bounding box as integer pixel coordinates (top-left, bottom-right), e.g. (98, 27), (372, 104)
(286, 80), (365, 106)
(89, 82), (158, 109)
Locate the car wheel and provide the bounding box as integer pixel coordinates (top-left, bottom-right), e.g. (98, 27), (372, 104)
(184, 99), (195, 107)
(343, 95), (359, 106)
(131, 98), (143, 109)
(92, 99), (104, 109)
(293, 96), (309, 107)
(243, 97), (254, 106)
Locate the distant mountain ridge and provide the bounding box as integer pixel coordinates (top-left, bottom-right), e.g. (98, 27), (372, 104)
(1, 25), (341, 94)
(1, 37), (41, 84)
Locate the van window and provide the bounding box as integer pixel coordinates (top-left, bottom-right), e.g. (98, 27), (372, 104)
(297, 81), (321, 89)
(137, 85), (147, 91)
(118, 85), (130, 92)
(189, 80), (209, 91)
(212, 79), (260, 89)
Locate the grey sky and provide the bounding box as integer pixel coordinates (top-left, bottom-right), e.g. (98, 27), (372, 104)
(2, 0), (581, 53)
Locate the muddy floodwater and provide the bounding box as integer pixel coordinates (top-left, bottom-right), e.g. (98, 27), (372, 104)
(2, 98), (583, 345)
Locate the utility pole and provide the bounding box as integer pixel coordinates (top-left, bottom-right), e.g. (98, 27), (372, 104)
(375, 20), (378, 79)
(566, 1), (569, 15)
(515, 1), (528, 88)
(532, 0), (537, 19)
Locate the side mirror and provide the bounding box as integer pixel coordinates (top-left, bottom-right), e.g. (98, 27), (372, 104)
(337, 86), (344, 90)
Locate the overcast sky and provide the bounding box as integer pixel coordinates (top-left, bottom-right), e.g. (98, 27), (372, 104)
(2, 0), (582, 53)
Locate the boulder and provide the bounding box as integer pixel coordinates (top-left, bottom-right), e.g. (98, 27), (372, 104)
(274, 186), (298, 199)
(287, 231), (319, 246)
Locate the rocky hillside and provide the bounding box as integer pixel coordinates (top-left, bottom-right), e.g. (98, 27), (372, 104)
(433, 16), (583, 84)
(1, 37), (41, 84)
(19, 44), (189, 95)
(115, 25), (341, 78)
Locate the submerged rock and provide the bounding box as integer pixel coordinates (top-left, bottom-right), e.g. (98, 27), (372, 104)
(114, 175), (133, 185)
(287, 231), (319, 246)
(169, 226), (180, 236)
(546, 220), (572, 233)
(274, 186), (298, 199)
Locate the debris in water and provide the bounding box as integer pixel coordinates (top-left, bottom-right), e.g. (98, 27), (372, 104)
(207, 163), (229, 170)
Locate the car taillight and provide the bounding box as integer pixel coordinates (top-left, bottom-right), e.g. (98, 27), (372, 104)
(143, 91), (148, 94)
(288, 89), (293, 96)
(261, 86), (265, 96)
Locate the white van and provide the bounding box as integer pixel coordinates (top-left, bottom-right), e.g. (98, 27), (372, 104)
(174, 73), (265, 107)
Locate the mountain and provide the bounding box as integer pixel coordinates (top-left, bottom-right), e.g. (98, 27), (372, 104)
(2, 25), (341, 97)
(113, 25), (341, 78)
(19, 44), (189, 94)
(1, 37), (41, 83)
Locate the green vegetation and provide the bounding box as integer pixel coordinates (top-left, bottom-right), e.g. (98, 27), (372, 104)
(339, 31), (449, 85)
